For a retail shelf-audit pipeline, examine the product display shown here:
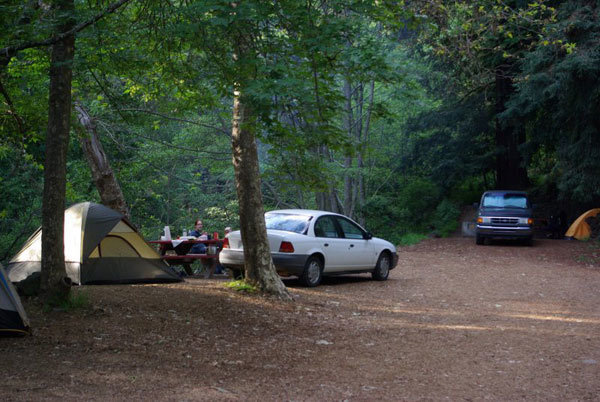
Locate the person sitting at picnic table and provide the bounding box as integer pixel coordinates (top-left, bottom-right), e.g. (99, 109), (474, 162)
(188, 219), (209, 254)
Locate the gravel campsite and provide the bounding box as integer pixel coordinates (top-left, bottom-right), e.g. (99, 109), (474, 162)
(3, 237), (600, 401)
(3, 2), (600, 401)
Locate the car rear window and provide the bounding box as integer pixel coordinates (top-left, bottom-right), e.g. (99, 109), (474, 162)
(265, 213), (310, 234)
(482, 193), (529, 208)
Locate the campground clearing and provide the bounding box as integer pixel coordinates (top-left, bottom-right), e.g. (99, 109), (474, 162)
(2, 237), (600, 400)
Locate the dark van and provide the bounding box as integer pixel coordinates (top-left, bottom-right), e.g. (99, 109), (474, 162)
(475, 190), (534, 246)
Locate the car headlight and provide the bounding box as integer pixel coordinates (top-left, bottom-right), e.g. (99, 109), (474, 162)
(519, 217), (533, 225)
(477, 217), (491, 224)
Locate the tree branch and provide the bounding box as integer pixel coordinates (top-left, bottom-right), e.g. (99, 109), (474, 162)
(0, 77), (26, 135)
(120, 108), (231, 136)
(95, 119), (231, 158)
(0, 0), (133, 60)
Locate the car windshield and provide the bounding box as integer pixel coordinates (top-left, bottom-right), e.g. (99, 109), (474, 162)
(265, 213), (310, 234)
(482, 194), (529, 208)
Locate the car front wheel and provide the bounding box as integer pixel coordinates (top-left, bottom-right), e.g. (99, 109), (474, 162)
(300, 256), (323, 287)
(372, 252), (391, 281)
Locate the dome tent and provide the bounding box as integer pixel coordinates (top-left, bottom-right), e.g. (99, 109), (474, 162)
(1, 264), (30, 336)
(7, 202), (181, 285)
(565, 208), (600, 240)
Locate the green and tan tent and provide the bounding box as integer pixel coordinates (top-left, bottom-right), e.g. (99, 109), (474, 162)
(7, 202), (181, 285)
(1, 263), (30, 336)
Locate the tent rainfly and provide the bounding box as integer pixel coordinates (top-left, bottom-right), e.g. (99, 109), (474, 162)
(7, 202), (182, 285)
(1, 264), (30, 336)
(565, 208), (600, 240)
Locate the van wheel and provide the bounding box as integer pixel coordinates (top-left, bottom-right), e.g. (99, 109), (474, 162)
(300, 256), (323, 287)
(476, 234), (485, 245)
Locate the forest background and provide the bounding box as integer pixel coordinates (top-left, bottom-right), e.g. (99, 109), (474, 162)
(1, 0), (599, 267)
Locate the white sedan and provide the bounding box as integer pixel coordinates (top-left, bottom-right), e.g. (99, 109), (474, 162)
(219, 209), (398, 287)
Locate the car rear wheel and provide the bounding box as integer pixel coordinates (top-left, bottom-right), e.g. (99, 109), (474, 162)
(229, 268), (244, 279)
(300, 256), (323, 287)
(372, 252), (390, 281)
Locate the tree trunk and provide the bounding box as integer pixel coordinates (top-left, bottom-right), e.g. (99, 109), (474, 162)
(316, 191), (328, 210)
(231, 91), (290, 300)
(341, 78), (374, 226)
(343, 79), (354, 218)
(356, 80), (375, 227)
(40, 0), (76, 304)
(75, 103), (131, 220)
(494, 67), (529, 190)
(315, 144), (342, 213)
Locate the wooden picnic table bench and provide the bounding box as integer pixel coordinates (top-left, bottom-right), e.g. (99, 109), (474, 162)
(149, 239), (222, 277)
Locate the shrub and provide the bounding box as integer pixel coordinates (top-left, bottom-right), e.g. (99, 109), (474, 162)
(225, 280), (257, 293)
(399, 233), (427, 246)
(431, 199), (461, 237)
(44, 290), (90, 312)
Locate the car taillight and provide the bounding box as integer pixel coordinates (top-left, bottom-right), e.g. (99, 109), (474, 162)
(279, 241), (294, 253)
(222, 237), (230, 248)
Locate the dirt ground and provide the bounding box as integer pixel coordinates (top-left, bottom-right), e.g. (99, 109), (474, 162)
(2, 237), (600, 401)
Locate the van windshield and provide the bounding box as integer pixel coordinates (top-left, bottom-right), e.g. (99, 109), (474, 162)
(482, 194), (529, 209)
(265, 213), (310, 234)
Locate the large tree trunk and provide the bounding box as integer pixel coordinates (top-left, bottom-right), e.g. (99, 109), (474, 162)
(40, 0), (76, 304)
(75, 103), (131, 220)
(494, 67), (529, 190)
(231, 91), (290, 300)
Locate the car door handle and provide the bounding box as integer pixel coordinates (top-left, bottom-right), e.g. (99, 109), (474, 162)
(349, 244), (354, 248)
(324, 243), (329, 247)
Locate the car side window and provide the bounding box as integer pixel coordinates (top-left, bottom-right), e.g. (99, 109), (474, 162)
(336, 217), (365, 239)
(314, 216), (340, 238)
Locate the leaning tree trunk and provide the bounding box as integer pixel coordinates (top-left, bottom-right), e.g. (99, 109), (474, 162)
(231, 91), (290, 299)
(40, 0), (76, 304)
(75, 103), (131, 221)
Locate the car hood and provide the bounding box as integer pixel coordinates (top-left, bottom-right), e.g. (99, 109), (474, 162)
(370, 236), (397, 252)
(479, 207), (532, 217)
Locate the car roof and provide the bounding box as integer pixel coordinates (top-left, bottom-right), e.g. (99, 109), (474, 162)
(265, 209), (343, 218)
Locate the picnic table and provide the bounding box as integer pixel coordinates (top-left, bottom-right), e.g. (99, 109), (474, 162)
(149, 238), (222, 277)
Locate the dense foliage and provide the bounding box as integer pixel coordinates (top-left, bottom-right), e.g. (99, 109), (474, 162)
(1, 0), (599, 263)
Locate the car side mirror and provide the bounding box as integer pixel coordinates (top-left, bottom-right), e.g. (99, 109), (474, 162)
(364, 232), (373, 240)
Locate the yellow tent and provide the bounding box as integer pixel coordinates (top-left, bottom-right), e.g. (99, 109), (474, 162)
(565, 208), (600, 240)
